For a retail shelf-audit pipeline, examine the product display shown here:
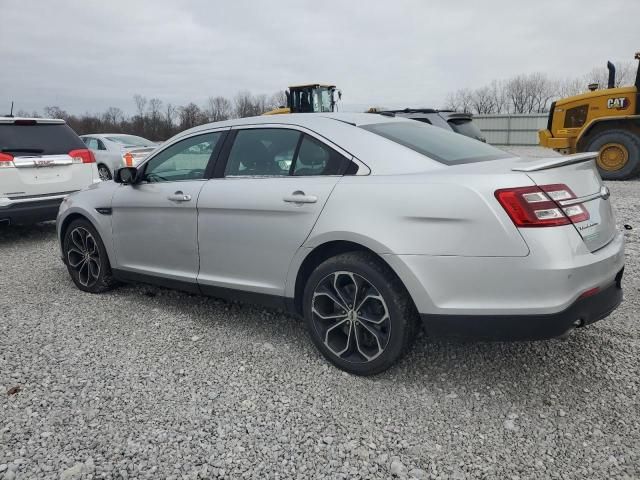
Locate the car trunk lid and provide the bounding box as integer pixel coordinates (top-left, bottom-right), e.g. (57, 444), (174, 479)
(512, 152), (616, 252)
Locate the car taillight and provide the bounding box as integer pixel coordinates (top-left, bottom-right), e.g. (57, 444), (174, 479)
(495, 183), (589, 228)
(0, 152), (14, 168)
(69, 149), (95, 164)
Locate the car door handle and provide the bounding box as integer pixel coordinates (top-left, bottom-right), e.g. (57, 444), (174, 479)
(167, 191), (192, 202)
(283, 191), (318, 204)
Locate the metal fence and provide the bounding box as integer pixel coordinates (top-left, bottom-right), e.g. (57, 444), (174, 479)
(473, 114), (548, 146)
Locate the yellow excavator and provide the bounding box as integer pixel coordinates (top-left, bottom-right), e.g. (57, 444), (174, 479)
(263, 84), (341, 115)
(539, 52), (640, 179)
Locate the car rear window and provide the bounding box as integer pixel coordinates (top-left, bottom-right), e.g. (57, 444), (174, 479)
(0, 123), (85, 155)
(105, 135), (154, 147)
(360, 121), (509, 165)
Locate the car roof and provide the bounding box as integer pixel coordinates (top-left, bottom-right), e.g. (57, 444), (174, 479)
(0, 117), (65, 124)
(81, 133), (144, 138)
(183, 112), (414, 134)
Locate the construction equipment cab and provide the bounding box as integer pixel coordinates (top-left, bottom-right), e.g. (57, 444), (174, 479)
(539, 52), (640, 179)
(264, 84), (340, 115)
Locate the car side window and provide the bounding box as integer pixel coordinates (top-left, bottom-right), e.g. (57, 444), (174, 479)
(84, 137), (98, 149)
(97, 139), (107, 151)
(225, 129), (301, 177)
(143, 132), (222, 183)
(292, 135), (349, 176)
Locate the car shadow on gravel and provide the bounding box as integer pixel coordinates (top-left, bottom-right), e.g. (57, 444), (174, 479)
(106, 280), (626, 402)
(391, 327), (628, 399)
(0, 221), (57, 245)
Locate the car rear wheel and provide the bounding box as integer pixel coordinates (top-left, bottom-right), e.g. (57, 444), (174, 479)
(303, 251), (419, 375)
(585, 129), (640, 180)
(97, 164), (112, 181)
(63, 219), (116, 293)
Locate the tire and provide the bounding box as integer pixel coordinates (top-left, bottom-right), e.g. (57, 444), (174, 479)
(62, 219), (116, 293)
(585, 129), (640, 180)
(302, 251), (419, 376)
(97, 164), (112, 181)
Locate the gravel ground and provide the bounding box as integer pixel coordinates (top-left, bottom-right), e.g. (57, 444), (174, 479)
(1, 147), (639, 479)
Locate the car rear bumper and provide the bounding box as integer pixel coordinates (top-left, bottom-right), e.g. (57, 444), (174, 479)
(0, 197), (65, 225)
(421, 269), (623, 340)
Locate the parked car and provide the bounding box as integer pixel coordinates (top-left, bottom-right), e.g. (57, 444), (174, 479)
(57, 113), (624, 375)
(80, 134), (157, 181)
(0, 117), (98, 225)
(374, 108), (487, 142)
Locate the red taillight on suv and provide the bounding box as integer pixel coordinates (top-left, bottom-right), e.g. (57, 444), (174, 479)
(68, 149), (95, 164)
(495, 183), (589, 227)
(0, 152), (14, 168)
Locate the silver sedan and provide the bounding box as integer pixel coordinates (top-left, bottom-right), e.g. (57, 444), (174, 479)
(58, 113), (624, 375)
(81, 134), (157, 181)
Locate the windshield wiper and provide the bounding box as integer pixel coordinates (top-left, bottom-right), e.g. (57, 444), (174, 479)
(1, 148), (45, 154)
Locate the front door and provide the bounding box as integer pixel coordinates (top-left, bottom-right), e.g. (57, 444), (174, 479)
(111, 131), (226, 284)
(197, 127), (352, 297)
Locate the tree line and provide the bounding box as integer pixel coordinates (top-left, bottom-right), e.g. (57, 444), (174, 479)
(13, 90), (287, 141)
(444, 61), (635, 114)
(12, 61), (637, 138)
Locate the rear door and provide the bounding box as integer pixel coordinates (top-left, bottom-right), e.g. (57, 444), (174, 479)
(196, 126), (353, 297)
(513, 153), (616, 251)
(0, 120), (94, 198)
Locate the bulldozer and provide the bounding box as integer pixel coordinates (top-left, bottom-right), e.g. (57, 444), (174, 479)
(539, 52), (640, 179)
(263, 84), (340, 115)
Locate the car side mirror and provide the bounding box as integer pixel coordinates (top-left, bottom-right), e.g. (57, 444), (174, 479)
(114, 167), (138, 184)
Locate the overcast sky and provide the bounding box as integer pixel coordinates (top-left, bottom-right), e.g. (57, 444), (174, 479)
(1, 0), (638, 115)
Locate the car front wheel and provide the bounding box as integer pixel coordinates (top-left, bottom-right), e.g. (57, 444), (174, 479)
(303, 251), (419, 375)
(63, 219), (116, 293)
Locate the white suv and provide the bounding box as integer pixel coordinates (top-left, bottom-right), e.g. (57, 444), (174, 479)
(0, 117), (99, 225)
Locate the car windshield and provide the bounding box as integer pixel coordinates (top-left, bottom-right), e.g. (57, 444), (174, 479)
(106, 135), (153, 147)
(360, 121), (509, 165)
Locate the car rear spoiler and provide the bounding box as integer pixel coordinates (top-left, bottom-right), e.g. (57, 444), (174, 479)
(445, 112), (473, 120)
(511, 152), (597, 172)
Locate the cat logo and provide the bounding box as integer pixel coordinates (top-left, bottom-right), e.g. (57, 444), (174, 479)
(606, 97), (629, 110)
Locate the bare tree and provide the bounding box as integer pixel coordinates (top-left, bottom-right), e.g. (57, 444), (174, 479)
(269, 90), (288, 110)
(585, 61), (634, 89)
(162, 103), (176, 139)
(102, 107), (124, 128)
(253, 94), (269, 115)
(178, 103), (206, 130)
(43, 106), (70, 120)
(489, 80), (508, 113)
(470, 86), (496, 114)
(556, 77), (585, 98)
(443, 92), (460, 111)
(234, 90), (257, 118)
(147, 98), (163, 139)
(133, 94), (147, 118)
(206, 96), (233, 122)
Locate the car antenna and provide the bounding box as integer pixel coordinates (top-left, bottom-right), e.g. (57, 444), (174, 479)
(7, 101), (14, 118)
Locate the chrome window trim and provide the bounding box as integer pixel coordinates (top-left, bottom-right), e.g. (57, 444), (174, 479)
(225, 124), (371, 178)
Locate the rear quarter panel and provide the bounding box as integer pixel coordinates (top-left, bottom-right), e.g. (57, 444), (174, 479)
(304, 173), (531, 257)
